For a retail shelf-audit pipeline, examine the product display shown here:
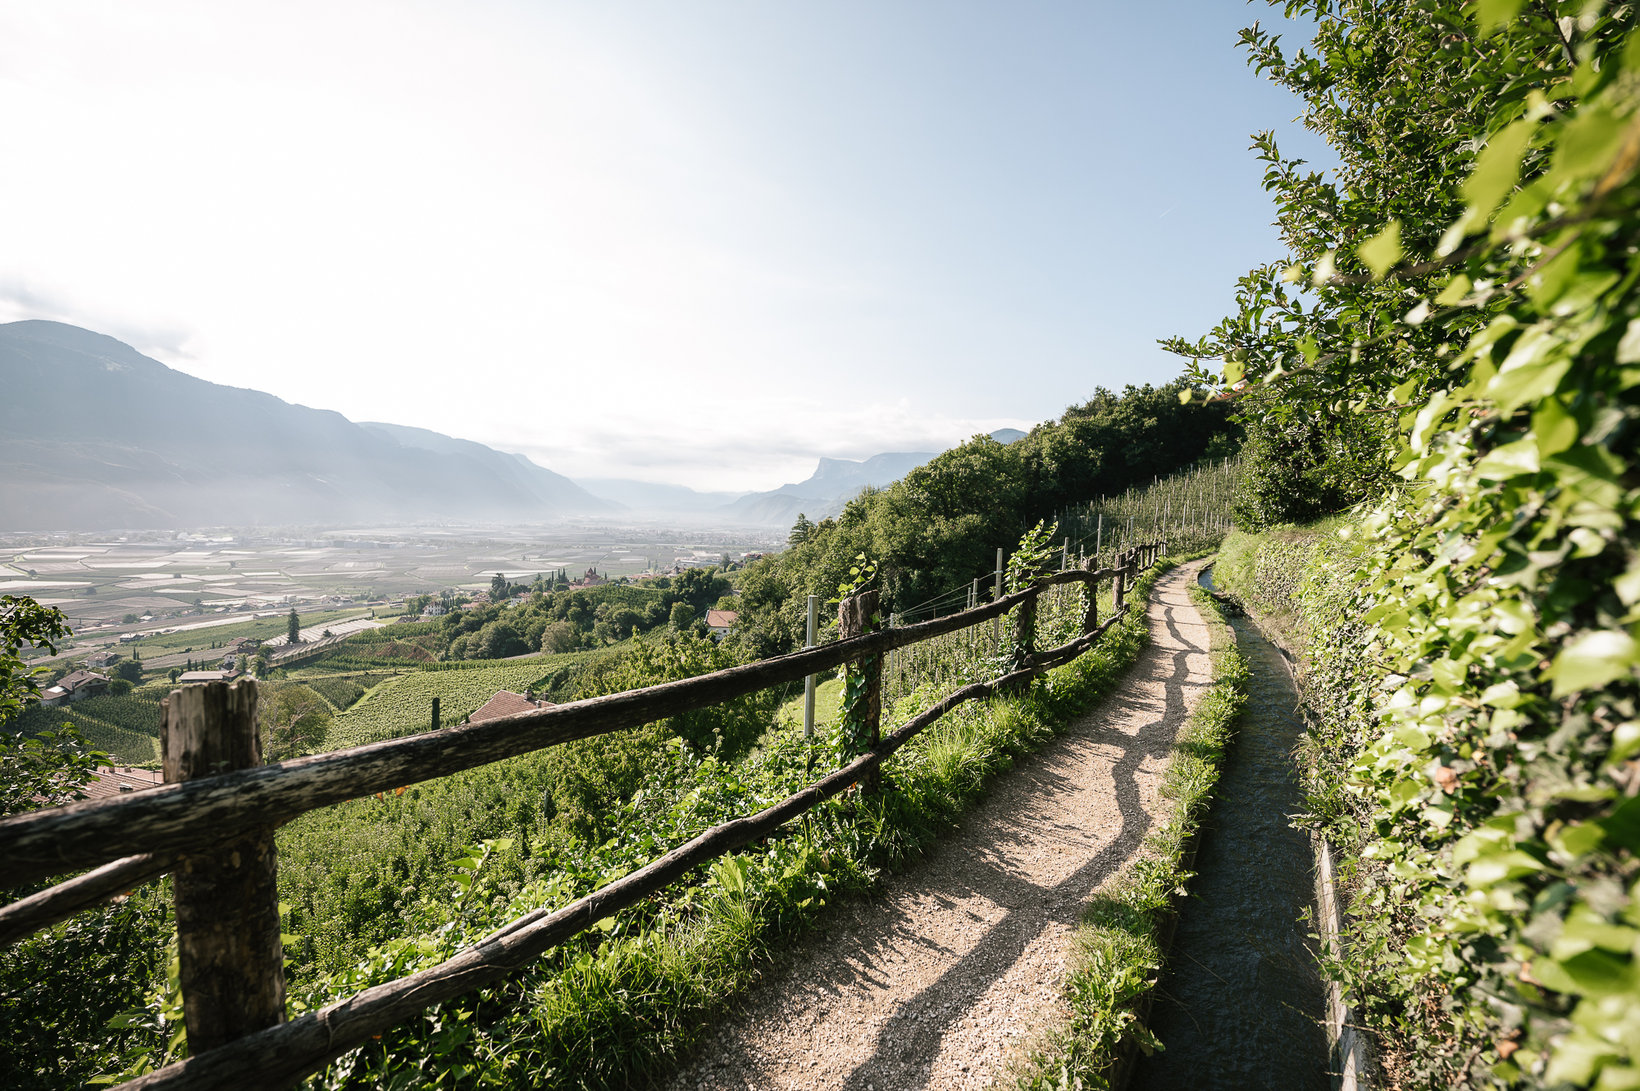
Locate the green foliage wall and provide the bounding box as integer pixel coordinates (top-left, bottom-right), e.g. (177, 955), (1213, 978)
(1175, 3), (1640, 1085)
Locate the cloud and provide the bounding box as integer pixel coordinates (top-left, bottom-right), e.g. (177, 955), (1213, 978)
(478, 400), (1035, 492)
(0, 276), (197, 362)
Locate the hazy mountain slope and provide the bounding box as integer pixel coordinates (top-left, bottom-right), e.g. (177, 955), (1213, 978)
(574, 477), (746, 514)
(359, 422), (606, 513)
(0, 320), (607, 530)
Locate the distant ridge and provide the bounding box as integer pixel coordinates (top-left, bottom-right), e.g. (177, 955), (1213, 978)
(716, 429), (1026, 527)
(573, 478), (747, 515)
(0, 320), (610, 531)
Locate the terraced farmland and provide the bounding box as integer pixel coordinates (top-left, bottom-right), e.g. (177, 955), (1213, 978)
(322, 660), (567, 749)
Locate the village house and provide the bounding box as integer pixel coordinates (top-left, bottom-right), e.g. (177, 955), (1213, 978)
(40, 670), (110, 706)
(465, 690), (556, 724)
(705, 609), (738, 640)
(81, 766), (164, 801)
(178, 669), (243, 684)
(85, 650), (119, 669)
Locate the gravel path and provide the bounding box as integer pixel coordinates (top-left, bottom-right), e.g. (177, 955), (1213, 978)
(666, 563), (1213, 1090)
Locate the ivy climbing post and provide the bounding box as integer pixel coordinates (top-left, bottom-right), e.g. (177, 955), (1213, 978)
(1080, 555), (1100, 634)
(837, 589), (882, 790)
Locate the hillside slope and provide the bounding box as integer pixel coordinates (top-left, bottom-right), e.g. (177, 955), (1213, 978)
(0, 321), (609, 530)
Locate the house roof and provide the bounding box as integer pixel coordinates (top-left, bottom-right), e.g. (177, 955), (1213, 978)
(55, 670), (110, 692)
(81, 765), (164, 802)
(178, 669), (243, 683)
(706, 610), (738, 628)
(467, 690), (556, 724)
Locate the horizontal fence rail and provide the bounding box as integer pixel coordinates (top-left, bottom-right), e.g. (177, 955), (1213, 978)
(1, 541), (1166, 1090)
(0, 563), (1127, 888)
(0, 852), (174, 947)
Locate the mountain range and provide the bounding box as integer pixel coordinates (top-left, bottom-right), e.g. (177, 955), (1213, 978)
(0, 320), (1025, 532)
(0, 321), (608, 530)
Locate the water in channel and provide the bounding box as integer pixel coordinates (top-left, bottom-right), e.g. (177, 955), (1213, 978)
(1128, 566), (1331, 1091)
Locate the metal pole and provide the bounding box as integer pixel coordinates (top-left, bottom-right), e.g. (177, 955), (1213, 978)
(994, 547), (1004, 647)
(1096, 514), (1103, 563)
(803, 594), (818, 739)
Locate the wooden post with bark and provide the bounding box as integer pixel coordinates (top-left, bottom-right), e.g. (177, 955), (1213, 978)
(1080, 556), (1100, 633)
(162, 680), (286, 1056)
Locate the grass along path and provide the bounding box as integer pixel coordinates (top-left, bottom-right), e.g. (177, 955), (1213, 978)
(664, 561), (1215, 1090)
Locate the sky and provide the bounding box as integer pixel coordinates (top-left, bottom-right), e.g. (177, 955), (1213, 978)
(0, 1), (1333, 493)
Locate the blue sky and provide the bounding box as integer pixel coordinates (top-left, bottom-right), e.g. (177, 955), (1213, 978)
(0, 1), (1332, 491)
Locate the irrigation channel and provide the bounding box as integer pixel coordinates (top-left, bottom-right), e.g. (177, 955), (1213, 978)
(1130, 566), (1331, 1091)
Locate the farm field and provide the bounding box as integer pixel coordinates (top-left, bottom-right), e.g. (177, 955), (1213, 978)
(322, 656), (587, 749)
(20, 649), (603, 768)
(2, 524), (781, 670)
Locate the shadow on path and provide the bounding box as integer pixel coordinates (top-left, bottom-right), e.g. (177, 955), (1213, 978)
(668, 565), (1214, 1090)
(1128, 567), (1330, 1091)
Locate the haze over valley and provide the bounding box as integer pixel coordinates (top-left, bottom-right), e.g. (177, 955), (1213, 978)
(2, 319), (1020, 534)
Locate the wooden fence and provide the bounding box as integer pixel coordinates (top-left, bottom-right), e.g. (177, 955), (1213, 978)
(0, 542), (1165, 1089)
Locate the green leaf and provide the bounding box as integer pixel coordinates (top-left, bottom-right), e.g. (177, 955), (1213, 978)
(1466, 849), (1545, 884)
(1548, 821), (1605, 858)
(1610, 721), (1640, 764)
(1543, 948), (1638, 998)
(1475, 438), (1541, 481)
(1615, 318), (1640, 364)
(1600, 796), (1640, 853)
(1532, 397), (1579, 459)
(1550, 105), (1629, 187)
(1549, 630), (1640, 697)
(1461, 119), (1535, 222)
(1471, 0), (1525, 35)
(1358, 220), (1403, 280)
(1434, 274), (1473, 306)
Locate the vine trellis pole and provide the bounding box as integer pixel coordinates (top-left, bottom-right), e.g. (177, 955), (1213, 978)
(0, 541), (1167, 1090)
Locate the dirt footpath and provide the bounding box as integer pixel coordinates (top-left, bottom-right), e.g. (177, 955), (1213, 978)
(665, 563), (1214, 1090)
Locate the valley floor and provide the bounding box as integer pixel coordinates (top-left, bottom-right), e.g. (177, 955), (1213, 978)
(664, 563), (1213, 1090)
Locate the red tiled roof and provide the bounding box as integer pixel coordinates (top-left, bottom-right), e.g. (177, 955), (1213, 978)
(467, 690), (556, 724)
(706, 610), (738, 628)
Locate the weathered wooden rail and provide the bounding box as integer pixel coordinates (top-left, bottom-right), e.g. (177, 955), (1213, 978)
(0, 542), (1165, 1089)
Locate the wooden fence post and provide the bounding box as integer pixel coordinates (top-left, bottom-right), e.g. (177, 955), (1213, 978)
(1114, 552), (1127, 613)
(1008, 588), (1038, 681)
(837, 591), (882, 787)
(1081, 557), (1100, 633)
(162, 679), (286, 1055)
(803, 594), (819, 740)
